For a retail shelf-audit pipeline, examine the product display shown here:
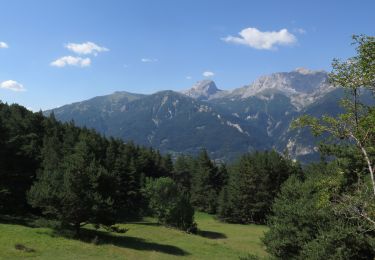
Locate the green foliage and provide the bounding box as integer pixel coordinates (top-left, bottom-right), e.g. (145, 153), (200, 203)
(0, 101), (176, 233)
(190, 149), (227, 214)
(264, 163), (375, 259)
(299, 223), (374, 260)
(218, 150), (300, 224)
(172, 155), (194, 194)
(294, 35), (375, 193)
(28, 135), (117, 235)
(277, 35), (375, 258)
(145, 177), (196, 232)
(0, 104), (44, 213)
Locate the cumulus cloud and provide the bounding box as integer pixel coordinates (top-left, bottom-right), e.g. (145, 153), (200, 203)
(223, 27), (297, 50)
(203, 71), (215, 77)
(65, 41), (109, 55)
(50, 56), (91, 67)
(0, 42), (8, 48)
(141, 58), (158, 63)
(0, 80), (25, 91)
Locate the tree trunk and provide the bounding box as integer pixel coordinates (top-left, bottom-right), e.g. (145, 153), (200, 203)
(74, 222), (81, 237)
(351, 134), (375, 196)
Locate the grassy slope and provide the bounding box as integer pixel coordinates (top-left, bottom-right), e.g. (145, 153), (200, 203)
(0, 212), (268, 260)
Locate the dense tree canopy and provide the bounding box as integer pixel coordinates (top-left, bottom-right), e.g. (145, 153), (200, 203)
(264, 163), (375, 259)
(0, 103), (176, 234)
(268, 35), (375, 259)
(190, 149), (227, 214)
(218, 150), (301, 224)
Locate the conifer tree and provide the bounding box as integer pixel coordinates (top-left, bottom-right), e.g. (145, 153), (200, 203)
(191, 149), (220, 213)
(219, 151), (299, 223)
(173, 155), (193, 194)
(29, 136), (116, 236)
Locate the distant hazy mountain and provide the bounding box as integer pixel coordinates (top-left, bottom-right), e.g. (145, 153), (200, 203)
(46, 68), (342, 162)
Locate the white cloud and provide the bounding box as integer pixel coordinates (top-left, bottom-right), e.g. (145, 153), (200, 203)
(0, 42), (8, 48)
(50, 56), (91, 67)
(203, 71), (215, 77)
(294, 28), (306, 34)
(0, 80), (25, 91)
(65, 41), (109, 55)
(141, 58), (158, 63)
(186, 76), (192, 80)
(223, 27), (297, 50)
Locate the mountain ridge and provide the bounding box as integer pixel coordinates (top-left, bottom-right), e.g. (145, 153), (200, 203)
(45, 68), (339, 162)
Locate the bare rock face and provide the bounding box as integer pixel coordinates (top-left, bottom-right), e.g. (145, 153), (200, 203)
(228, 68), (334, 110)
(182, 80), (224, 101)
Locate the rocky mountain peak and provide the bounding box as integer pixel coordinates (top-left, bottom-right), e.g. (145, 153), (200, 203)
(182, 80), (223, 100)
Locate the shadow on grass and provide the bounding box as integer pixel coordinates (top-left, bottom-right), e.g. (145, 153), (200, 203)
(1, 215), (189, 256)
(0, 214), (36, 228)
(128, 222), (161, 227)
(51, 228), (189, 256)
(197, 230), (227, 239)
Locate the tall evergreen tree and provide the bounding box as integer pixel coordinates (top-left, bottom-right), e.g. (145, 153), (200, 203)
(191, 149), (221, 213)
(29, 137), (116, 236)
(218, 150), (300, 224)
(0, 104), (44, 213)
(173, 155), (193, 194)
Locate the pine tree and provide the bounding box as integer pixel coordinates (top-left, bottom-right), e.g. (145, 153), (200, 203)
(29, 137), (116, 236)
(173, 155), (193, 194)
(219, 151), (299, 224)
(191, 149), (220, 213)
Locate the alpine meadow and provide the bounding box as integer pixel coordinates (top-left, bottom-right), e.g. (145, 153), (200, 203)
(0, 1), (375, 259)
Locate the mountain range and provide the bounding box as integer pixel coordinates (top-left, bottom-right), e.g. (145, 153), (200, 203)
(46, 68), (344, 162)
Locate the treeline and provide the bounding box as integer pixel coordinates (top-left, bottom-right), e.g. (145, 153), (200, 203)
(0, 100), (303, 236)
(0, 102), (296, 236)
(0, 103), (181, 234)
(165, 148), (301, 225)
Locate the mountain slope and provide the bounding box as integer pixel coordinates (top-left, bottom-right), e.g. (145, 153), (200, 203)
(47, 90), (269, 160)
(46, 69), (345, 162)
(48, 91), (144, 133)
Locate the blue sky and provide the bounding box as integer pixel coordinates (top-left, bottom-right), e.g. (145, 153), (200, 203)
(0, 0), (374, 111)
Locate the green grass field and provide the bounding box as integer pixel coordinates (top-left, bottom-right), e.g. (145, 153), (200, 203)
(0, 212), (268, 259)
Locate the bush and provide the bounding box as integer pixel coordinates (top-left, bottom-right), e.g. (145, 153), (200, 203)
(145, 177), (197, 233)
(299, 223), (374, 260)
(263, 164), (375, 260)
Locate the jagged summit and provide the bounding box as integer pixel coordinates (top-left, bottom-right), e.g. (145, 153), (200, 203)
(182, 80), (223, 100)
(183, 69), (332, 109)
(228, 68), (333, 109)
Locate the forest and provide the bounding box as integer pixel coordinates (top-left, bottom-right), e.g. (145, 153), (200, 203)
(0, 36), (374, 259)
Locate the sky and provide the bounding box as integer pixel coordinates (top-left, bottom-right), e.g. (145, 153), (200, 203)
(0, 0), (374, 111)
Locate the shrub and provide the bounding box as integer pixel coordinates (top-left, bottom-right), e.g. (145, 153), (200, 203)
(145, 177), (197, 233)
